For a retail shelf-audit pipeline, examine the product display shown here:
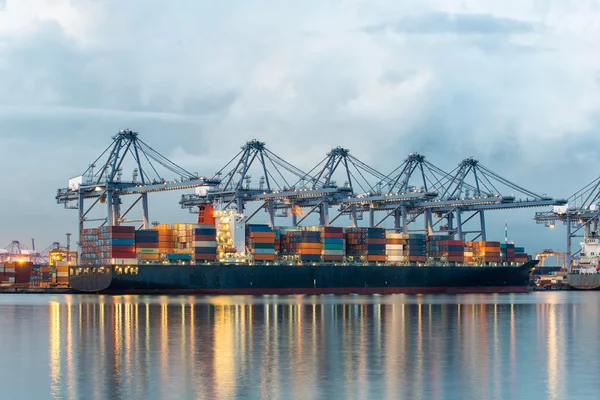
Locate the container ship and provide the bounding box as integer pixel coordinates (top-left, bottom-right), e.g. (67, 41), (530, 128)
(69, 210), (536, 295)
(567, 234), (600, 290)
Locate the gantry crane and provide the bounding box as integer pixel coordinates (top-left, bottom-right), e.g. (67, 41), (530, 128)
(535, 173), (600, 267)
(180, 140), (561, 238)
(56, 129), (221, 248)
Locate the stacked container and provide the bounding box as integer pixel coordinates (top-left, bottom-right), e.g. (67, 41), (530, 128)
(1, 262), (16, 284)
(386, 232), (407, 263)
(406, 234), (427, 263)
(500, 243), (516, 263)
(366, 228), (386, 262)
(321, 226), (344, 262)
(193, 226), (217, 261)
(345, 227), (386, 262)
(246, 224), (277, 262)
(281, 230), (322, 262)
(135, 230), (160, 262)
(155, 224), (176, 255)
(81, 226), (137, 265)
(514, 247), (528, 263)
(427, 235), (452, 261)
(471, 241), (502, 263)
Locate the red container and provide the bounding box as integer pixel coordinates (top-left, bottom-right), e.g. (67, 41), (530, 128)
(194, 234), (216, 241)
(322, 256), (343, 262)
(108, 232), (136, 239)
(110, 245), (135, 253)
(110, 252), (136, 259)
(322, 227), (344, 234)
(136, 242), (159, 249)
(322, 232), (344, 239)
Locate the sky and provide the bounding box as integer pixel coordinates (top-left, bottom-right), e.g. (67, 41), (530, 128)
(1, 0), (600, 255)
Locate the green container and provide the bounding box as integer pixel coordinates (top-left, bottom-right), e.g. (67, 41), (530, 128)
(136, 248), (159, 254)
(323, 243), (344, 251)
(253, 242), (275, 249)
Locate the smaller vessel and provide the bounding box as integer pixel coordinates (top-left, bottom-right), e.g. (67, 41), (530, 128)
(567, 234), (600, 290)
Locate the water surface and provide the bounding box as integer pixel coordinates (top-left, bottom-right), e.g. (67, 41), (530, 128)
(0, 292), (599, 400)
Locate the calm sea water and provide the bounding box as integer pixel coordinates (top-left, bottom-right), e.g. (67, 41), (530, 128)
(0, 292), (599, 400)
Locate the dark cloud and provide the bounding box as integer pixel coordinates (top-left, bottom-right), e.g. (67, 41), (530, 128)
(364, 12), (534, 35)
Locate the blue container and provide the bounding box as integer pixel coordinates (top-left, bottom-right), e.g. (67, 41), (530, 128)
(167, 254), (180, 260)
(323, 238), (344, 245)
(179, 254), (192, 260)
(194, 247), (217, 254)
(367, 244), (386, 252)
(448, 246), (465, 252)
(367, 228), (386, 238)
(300, 254), (321, 262)
(110, 238), (135, 246)
(247, 224), (273, 233)
(193, 228), (217, 235)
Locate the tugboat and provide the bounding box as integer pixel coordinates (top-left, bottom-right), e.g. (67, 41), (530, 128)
(567, 233), (600, 290)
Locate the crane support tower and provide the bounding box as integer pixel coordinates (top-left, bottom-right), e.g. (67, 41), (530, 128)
(56, 129), (221, 251)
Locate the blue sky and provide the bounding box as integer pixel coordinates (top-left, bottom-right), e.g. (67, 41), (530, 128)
(1, 0), (600, 254)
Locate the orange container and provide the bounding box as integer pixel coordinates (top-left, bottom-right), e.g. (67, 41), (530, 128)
(298, 249), (321, 255)
(298, 243), (321, 250)
(249, 237), (276, 244)
(254, 254), (276, 261)
(367, 255), (386, 262)
(249, 232), (276, 239)
(138, 254), (160, 260)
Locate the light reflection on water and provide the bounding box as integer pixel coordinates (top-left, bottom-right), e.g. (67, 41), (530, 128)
(0, 293), (600, 399)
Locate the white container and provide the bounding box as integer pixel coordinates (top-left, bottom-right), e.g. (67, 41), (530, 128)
(386, 244), (404, 251)
(323, 250), (344, 256)
(193, 241), (217, 248)
(253, 248), (275, 255)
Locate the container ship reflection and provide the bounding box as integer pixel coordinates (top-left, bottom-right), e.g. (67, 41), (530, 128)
(46, 297), (573, 399)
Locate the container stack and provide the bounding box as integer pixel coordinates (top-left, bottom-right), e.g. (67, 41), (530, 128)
(246, 224), (277, 262)
(471, 241), (501, 263)
(55, 262), (69, 284)
(40, 265), (53, 286)
(193, 226), (217, 261)
(0, 262), (15, 285)
(321, 227), (344, 262)
(81, 226), (137, 265)
(282, 230), (322, 262)
(427, 235), (452, 261)
(406, 234), (427, 263)
(366, 228), (386, 262)
(345, 227), (386, 262)
(464, 244), (475, 263)
(500, 243), (516, 263)
(155, 224), (176, 255)
(445, 240), (465, 263)
(135, 230), (160, 262)
(386, 232), (407, 263)
(514, 247), (528, 263)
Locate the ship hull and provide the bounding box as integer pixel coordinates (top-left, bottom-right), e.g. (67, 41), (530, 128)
(69, 261), (536, 295)
(567, 273), (600, 290)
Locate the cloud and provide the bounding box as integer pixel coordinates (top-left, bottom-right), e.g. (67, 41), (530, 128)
(1, 0), (600, 254)
(364, 12), (534, 35)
